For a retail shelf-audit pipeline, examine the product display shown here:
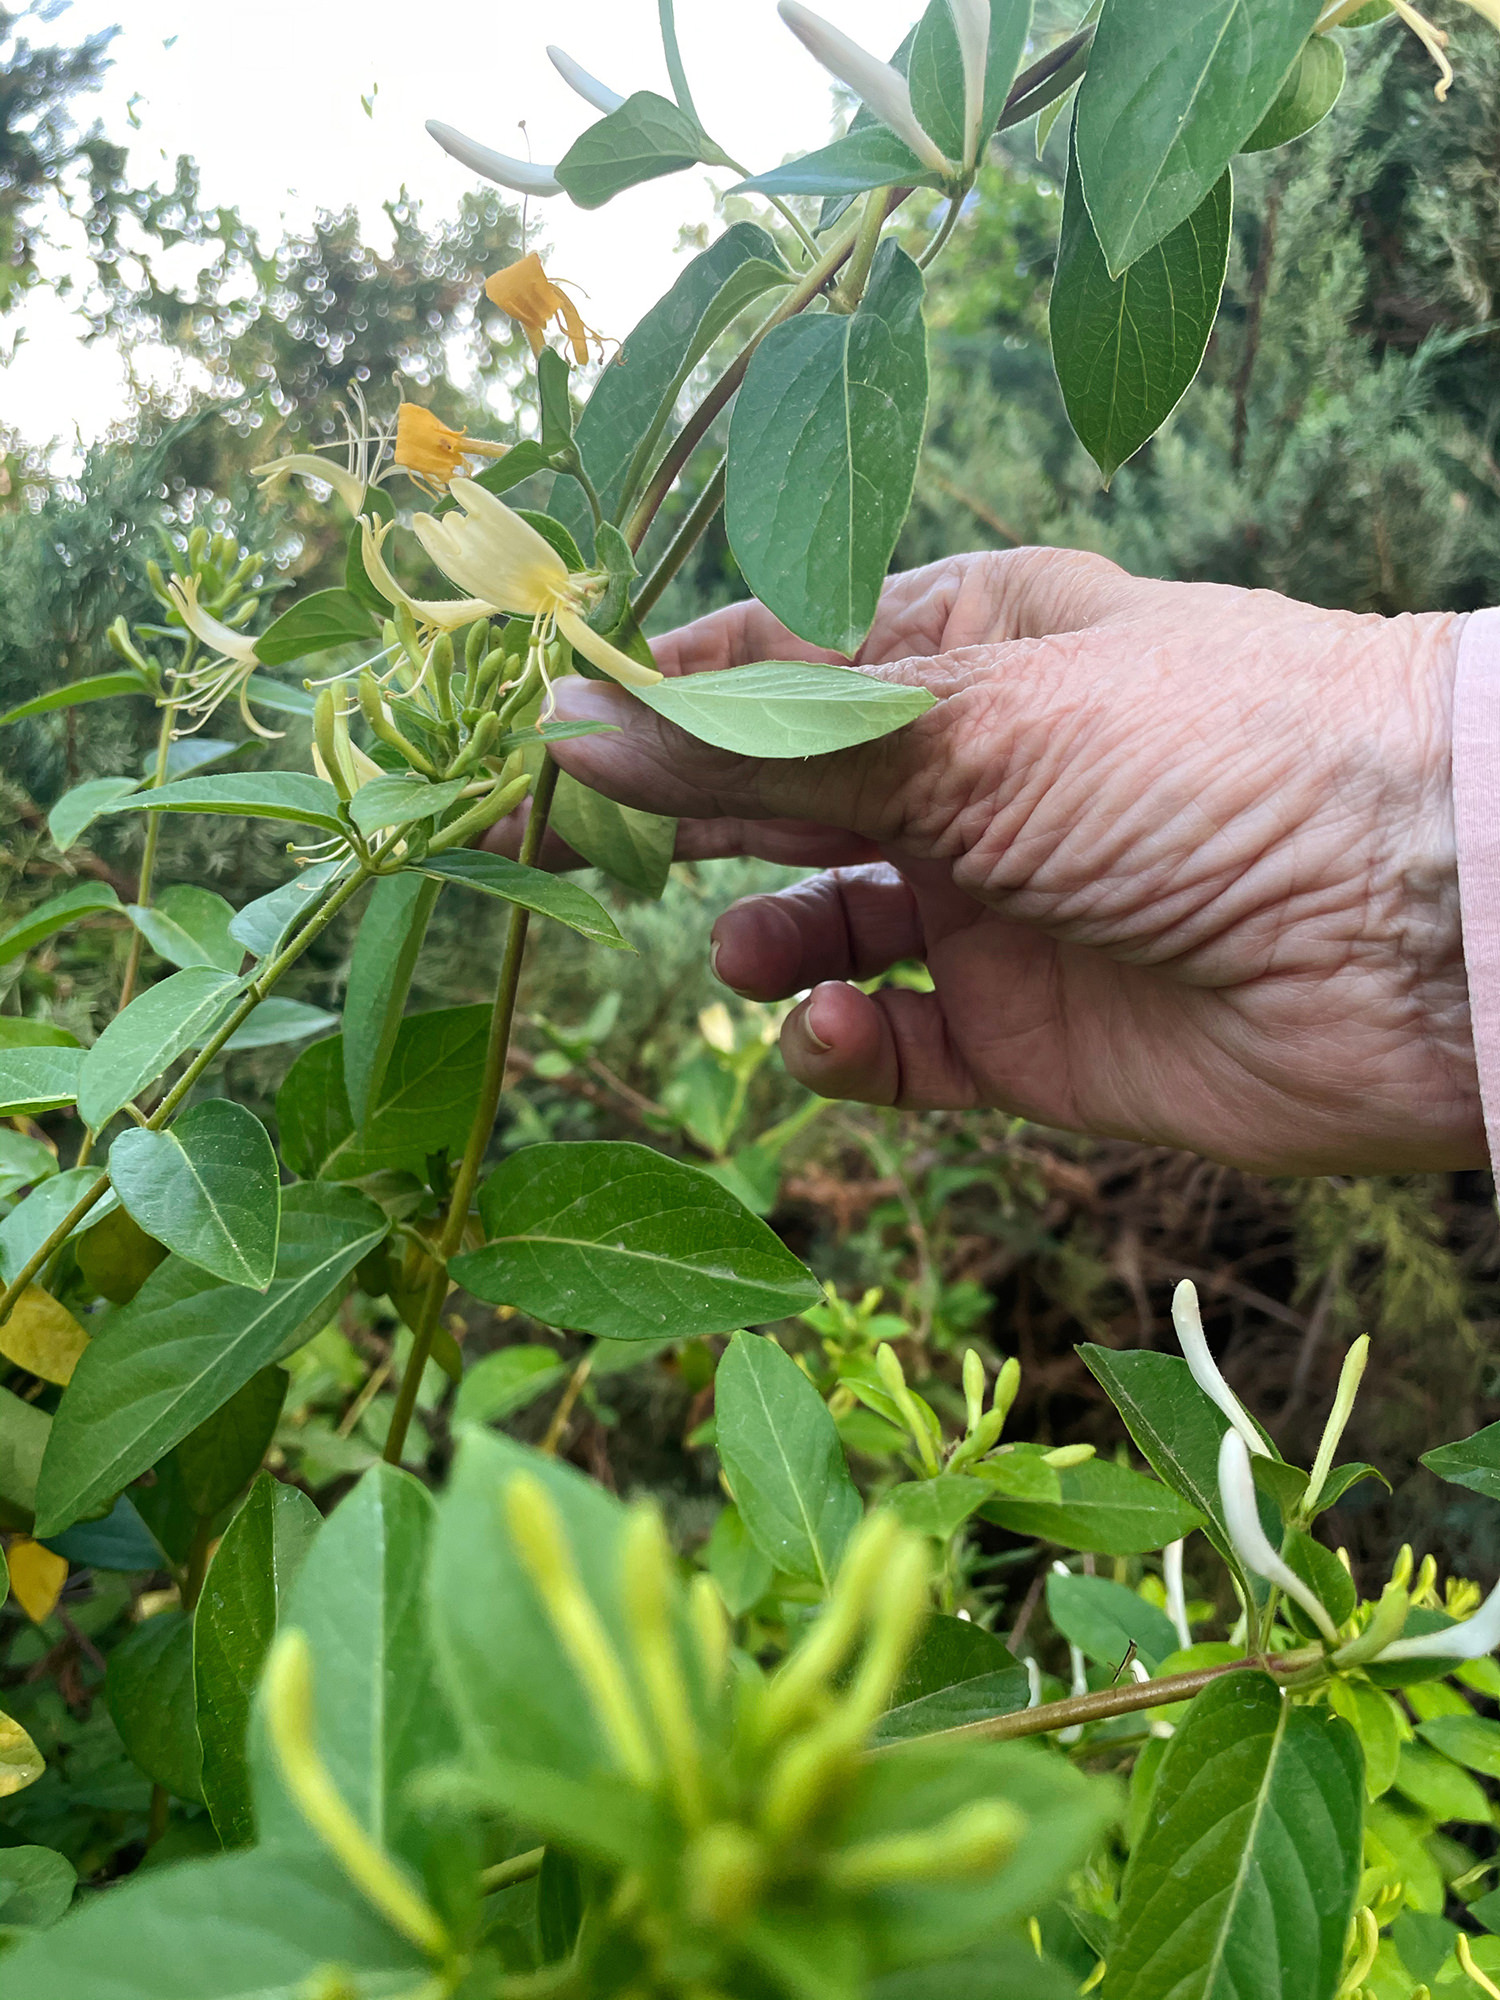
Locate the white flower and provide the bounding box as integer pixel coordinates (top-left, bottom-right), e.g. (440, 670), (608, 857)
(1376, 1579), (1500, 1662)
(425, 121), (562, 196)
(412, 478), (663, 690)
(547, 45), (626, 114)
(1172, 1280), (1267, 1457)
(777, 0), (952, 175)
(254, 453), (368, 515)
(1218, 1431), (1339, 1645)
(949, 0), (991, 169)
(1164, 1539), (1192, 1651)
(168, 575), (258, 667)
(163, 576), (281, 741)
(359, 518), (500, 633)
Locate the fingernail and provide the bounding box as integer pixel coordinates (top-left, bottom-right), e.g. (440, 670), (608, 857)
(709, 936), (724, 984)
(802, 990), (834, 1052)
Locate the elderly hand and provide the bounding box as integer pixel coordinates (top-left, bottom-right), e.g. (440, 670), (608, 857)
(516, 548), (1478, 1175)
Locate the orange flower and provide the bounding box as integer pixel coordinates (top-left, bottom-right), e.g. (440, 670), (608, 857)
(393, 404), (506, 489)
(485, 252), (601, 364)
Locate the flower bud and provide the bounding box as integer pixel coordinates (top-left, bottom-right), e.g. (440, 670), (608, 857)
(828, 1799), (1026, 1890)
(313, 688), (354, 800)
(686, 1823), (764, 1928)
(1042, 1443), (1095, 1470)
(962, 1349), (985, 1435)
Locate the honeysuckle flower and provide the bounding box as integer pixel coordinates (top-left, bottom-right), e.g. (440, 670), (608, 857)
(359, 517), (500, 634)
(1164, 1539), (1192, 1651)
(164, 576), (281, 740)
(547, 44), (626, 113)
(949, 0), (992, 169)
(1172, 1279), (1267, 1457)
(1375, 1575), (1500, 1661)
(778, 0), (952, 175)
(254, 452), (368, 515)
(1317, 0), (1500, 98)
(1218, 1430), (1340, 1644)
(484, 252), (603, 365)
(393, 404), (507, 491)
(411, 477), (663, 690)
(425, 120), (562, 196)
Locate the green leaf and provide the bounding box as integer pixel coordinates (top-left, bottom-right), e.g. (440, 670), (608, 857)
(1416, 1712), (1500, 1779)
(0, 1019), (76, 1049)
(75, 966), (246, 1130)
(1281, 1528), (1357, 1638)
(1078, 1345), (1273, 1584)
(550, 775), (675, 899)
(103, 771), (347, 835)
(715, 1329), (860, 1590)
(0, 1846), (76, 1930)
(452, 1344), (566, 1426)
(0, 1167), (117, 1282)
(0, 1385), (49, 1514)
(982, 1454), (1205, 1556)
(47, 777), (142, 853)
(41, 1493), (161, 1572)
(1421, 1420), (1500, 1500)
(705, 1501), (775, 1616)
(537, 344), (574, 453)
(194, 1473), (320, 1847)
(0, 1047), (82, 1117)
(452, 1141), (819, 1340)
(1046, 1570), (1180, 1670)
(252, 1466), (459, 1871)
(159, 735), (250, 781)
(347, 773), (470, 835)
(255, 586), (377, 667)
(33, 1184), (386, 1535)
(737, 126), (948, 198)
(1074, 0), (1320, 272)
(1327, 1676), (1404, 1799)
(0, 1849), (425, 1999)
(727, 240), (929, 654)
(1241, 31), (1344, 149)
(555, 90), (713, 209)
(883, 1474), (992, 1540)
(277, 1004), (491, 1181)
(471, 437), (554, 500)
(175, 1365), (289, 1517)
(228, 858), (349, 961)
(874, 1613), (1030, 1743)
(106, 1611), (203, 1801)
(1393, 1740), (1489, 1823)
(0, 883), (120, 968)
(1107, 1670), (1363, 2000)
(416, 850), (631, 949)
(109, 1099), (281, 1289)
(636, 660), (936, 759)
(907, 0), (1034, 162)
(0, 1129), (56, 1202)
(243, 672), (318, 718)
(126, 884), (242, 972)
(869, 1948), (1076, 2000)
(559, 222), (791, 550)
(1051, 138), (1231, 482)
(218, 997), (337, 1051)
(343, 872), (441, 1131)
(0, 671), (147, 728)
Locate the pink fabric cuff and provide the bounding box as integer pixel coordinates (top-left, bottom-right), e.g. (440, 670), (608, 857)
(1453, 606), (1500, 1165)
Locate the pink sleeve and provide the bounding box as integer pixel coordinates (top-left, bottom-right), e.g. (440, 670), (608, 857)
(1453, 606), (1500, 1164)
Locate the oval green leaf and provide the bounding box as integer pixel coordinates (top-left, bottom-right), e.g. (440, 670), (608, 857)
(103, 772), (346, 835)
(76, 966), (246, 1131)
(417, 850), (631, 949)
(634, 660), (935, 758)
(0, 884), (120, 968)
(109, 1099), (281, 1289)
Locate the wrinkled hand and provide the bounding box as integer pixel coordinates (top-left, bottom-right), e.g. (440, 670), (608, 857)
(516, 548), (1479, 1174)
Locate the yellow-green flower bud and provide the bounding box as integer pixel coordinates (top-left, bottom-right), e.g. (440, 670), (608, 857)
(962, 1349), (985, 1435)
(465, 620), (489, 673)
(106, 616), (149, 672)
(429, 632), (455, 720)
(992, 1356), (1021, 1427)
(622, 1503), (705, 1825)
(186, 524), (208, 568)
(146, 557), (169, 605)
(425, 773), (532, 854)
(827, 1799), (1026, 1891)
(1042, 1444), (1095, 1471)
(685, 1823), (765, 1928)
(874, 1344), (939, 1475)
(357, 673), (438, 778)
(688, 1572), (731, 1691)
(313, 688), (354, 801)
(759, 1512), (901, 1739)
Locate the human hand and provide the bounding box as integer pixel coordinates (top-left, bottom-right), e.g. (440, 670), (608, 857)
(521, 549), (1479, 1174)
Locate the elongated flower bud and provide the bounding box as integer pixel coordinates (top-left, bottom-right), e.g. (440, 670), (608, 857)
(1376, 1576), (1500, 1662)
(426, 120), (562, 195)
(1173, 1281), (1267, 1457)
(949, 0), (992, 168)
(777, 0), (952, 173)
(1218, 1430), (1339, 1644)
(547, 45), (627, 113)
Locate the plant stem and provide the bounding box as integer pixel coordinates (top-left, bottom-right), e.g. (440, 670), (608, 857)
(115, 704), (176, 1019)
(917, 195), (964, 271)
(540, 1355), (592, 1457)
(0, 856), (375, 1328)
(622, 195), (903, 553)
(480, 1847), (546, 1895)
(834, 189), (889, 310)
(632, 459), (726, 624)
(896, 1647), (1325, 1750)
(383, 755), (563, 1467)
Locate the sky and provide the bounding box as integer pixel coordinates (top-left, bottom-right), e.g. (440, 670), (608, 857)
(2, 0), (922, 452)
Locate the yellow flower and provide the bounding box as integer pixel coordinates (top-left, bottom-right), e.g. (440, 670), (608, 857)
(412, 478), (662, 689)
(393, 404), (506, 489)
(485, 253), (601, 364)
(359, 516), (500, 633)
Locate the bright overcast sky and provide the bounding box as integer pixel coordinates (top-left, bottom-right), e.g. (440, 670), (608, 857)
(3, 0), (922, 452)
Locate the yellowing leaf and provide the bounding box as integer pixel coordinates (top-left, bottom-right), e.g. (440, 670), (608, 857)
(0, 1285), (89, 1384)
(6, 1536), (68, 1623)
(0, 1709), (44, 1796)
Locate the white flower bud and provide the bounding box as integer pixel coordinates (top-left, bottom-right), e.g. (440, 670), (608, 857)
(547, 46), (627, 114)
(777, 0), (952, 174)
(425, 121), (562, 196)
